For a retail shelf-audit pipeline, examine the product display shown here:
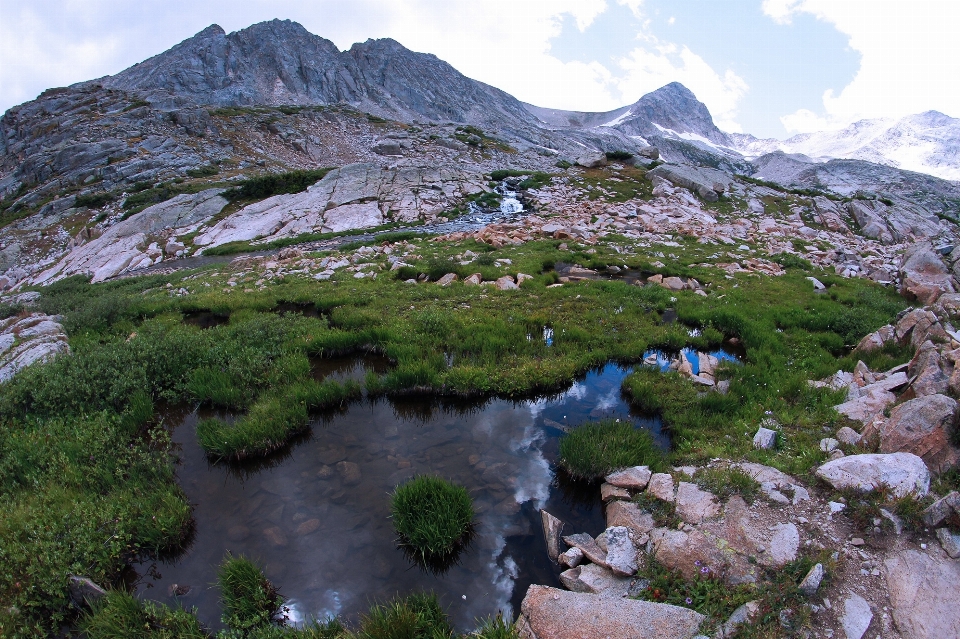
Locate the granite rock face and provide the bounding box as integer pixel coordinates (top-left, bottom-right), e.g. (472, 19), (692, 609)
(815, 453), (930, 498)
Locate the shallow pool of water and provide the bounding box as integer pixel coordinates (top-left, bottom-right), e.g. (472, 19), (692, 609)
(131, 362), (673, 631)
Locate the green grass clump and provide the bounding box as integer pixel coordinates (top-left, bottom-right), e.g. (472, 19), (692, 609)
(391, 477), (474, 563)
(79, 590), (205, 639)
(196, 379), (361, 460)
(694, 467), (762, 504)
(473, 614), (519, 639)
(355, 592), (453, 639)
(557, 419), (665, 480)
(218, 553), (284, 632)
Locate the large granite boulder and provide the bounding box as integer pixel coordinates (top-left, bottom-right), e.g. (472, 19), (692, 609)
(880, 394), (960, 473)
(815, 453), (930, 498)
(518, 585), (705, 639)
(900, 242), (957, 305)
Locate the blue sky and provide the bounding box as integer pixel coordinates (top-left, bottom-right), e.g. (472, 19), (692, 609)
(1, 0), (957, 138)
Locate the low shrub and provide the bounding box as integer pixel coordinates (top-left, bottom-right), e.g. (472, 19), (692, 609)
(557, 419), (665, 480)
(186, 163), (220, 178)
(218, 553), (284, 632)
(391, 476), (474, 563)
(222, 169), (335, 201)
(605, 150), (633, 162)
(74, 192), (115, 209)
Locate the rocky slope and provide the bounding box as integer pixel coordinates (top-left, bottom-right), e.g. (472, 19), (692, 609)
(732, 111), (960, 182)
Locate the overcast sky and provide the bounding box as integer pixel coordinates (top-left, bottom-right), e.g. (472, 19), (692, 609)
(1, 0), (958, 138)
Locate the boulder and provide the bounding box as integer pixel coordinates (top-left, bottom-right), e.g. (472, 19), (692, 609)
(833, 388), (896, 424)
(563, 532), (608, 567)
(884, 549), (960, 639)
(798, 563), (824, 596)
(518, 585), (705, 639)
(605, 466), (652, 490)
(880, 394), (960, 473)
(921, 491), (960, 527)
(647, 164), (733, 199)
(900, 242), (956, 304)
(68, 576), (107, 607)
(436, 272), (458, 286)
(372, 141), (403, 155)
(815, 453), (930, 498)
(854, 324), (895, 354)
(936, 527), (960, 558)
(836, 426), (863, 447)
(576, 152), (607, 168)
(496, 275), (519, 291)
(604, 526), (638, 576)
(906, 340), (949, 397)
(647, 473), (675, 502)
(606, 501), (656, 538)
(675, 482), (720, 524)
(558, 564), (630, 597)
(464, 272), (482, 285)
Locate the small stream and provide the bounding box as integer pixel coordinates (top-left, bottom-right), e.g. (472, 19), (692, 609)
(130, 347), (736, 631)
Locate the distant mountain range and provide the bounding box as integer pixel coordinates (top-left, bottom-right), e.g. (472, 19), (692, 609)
(729, 112), (960, 182)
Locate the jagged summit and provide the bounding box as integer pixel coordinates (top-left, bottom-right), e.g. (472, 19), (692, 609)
(92, 20), (540, 131)
(522, 81), (730, 148)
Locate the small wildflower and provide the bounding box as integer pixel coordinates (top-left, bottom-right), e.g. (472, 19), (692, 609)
(685, 597), (693, 605)
(694, 560), (701, 566)
(701, 566), (710, 574)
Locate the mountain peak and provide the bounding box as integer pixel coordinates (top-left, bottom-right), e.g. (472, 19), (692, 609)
(195, 24), (226, 39)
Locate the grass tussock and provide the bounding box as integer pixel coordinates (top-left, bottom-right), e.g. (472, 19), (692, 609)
(694, 467), (762, 504)
(218, 553), (284, 632)
(558, 419), (665, 480)
(79, 590), (205, 639)
(391, 476), (474, 563)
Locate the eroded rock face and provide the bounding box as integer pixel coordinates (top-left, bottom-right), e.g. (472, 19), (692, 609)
(815, 453), (930, 498)
(884, 549), (960, 639)
(880, 394), (960, 473)
(194, 163), (486, 249)
(0, 313), (70, 383)
(900, 242), (957, 304)
(518, 585), (705, 639)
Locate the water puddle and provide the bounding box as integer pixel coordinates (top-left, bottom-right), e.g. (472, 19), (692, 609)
(131, 363), (664, 631)
(183, 311), (230, 329)
(310, 353), (393, 383)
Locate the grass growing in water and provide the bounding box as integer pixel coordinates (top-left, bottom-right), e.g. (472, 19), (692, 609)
(218, 553), (284, 632)
(79, 590), (205, 639)
(558, 419), (665, 480)
(391, 476), (474, 564)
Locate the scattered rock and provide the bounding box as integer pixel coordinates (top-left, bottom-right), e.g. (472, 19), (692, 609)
(464, 272), (482, 285)
(558, 563), (630, 597)
(840, 594), (873, 639)
(436, 272), (458, 286)
(836, 426), (863, 447)
(820, 438), (840, 452)
(647, 473), (675, 502)
(815, 452), (930, 498)
(518, 585), (705, 639)
(921, 491), (960, 527)
(753, 427), (777, 450)
(719, 601), (760, 639)
(605, 466), (652, 490)
(68, 576), (107, 607)
(575, 152), (607, 169)
(336, 461), (362, 485)
(562, 532), (608, 567)
(496, 275), (519, 291)
(601, 483), (630, 502)
(559, 546), (583, 569)
(799, 563), (824, 596)
(604, 526), (639, 576)
(541, 510), (565, 562)
(937, 527), (960, 558)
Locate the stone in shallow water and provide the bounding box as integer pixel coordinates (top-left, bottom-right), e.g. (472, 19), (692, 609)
(541, 510), (565, 562)
(562, 533), (608, 567)
(519, 584), (705, 639)
(558, 564), (631, 597)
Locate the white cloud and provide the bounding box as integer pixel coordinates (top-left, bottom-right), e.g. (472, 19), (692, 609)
(763, 0), (960, 132)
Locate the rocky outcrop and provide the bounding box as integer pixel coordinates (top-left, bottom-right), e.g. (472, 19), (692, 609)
(0, 313), (70, 382)
(647, 164), (732, 202)
(194, 163), (486, 248)
(518, 585), (705, 639)
(32, 189), (228, 284)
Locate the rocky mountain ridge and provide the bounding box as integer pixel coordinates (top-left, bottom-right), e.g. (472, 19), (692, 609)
(731, 111), (960, 182)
